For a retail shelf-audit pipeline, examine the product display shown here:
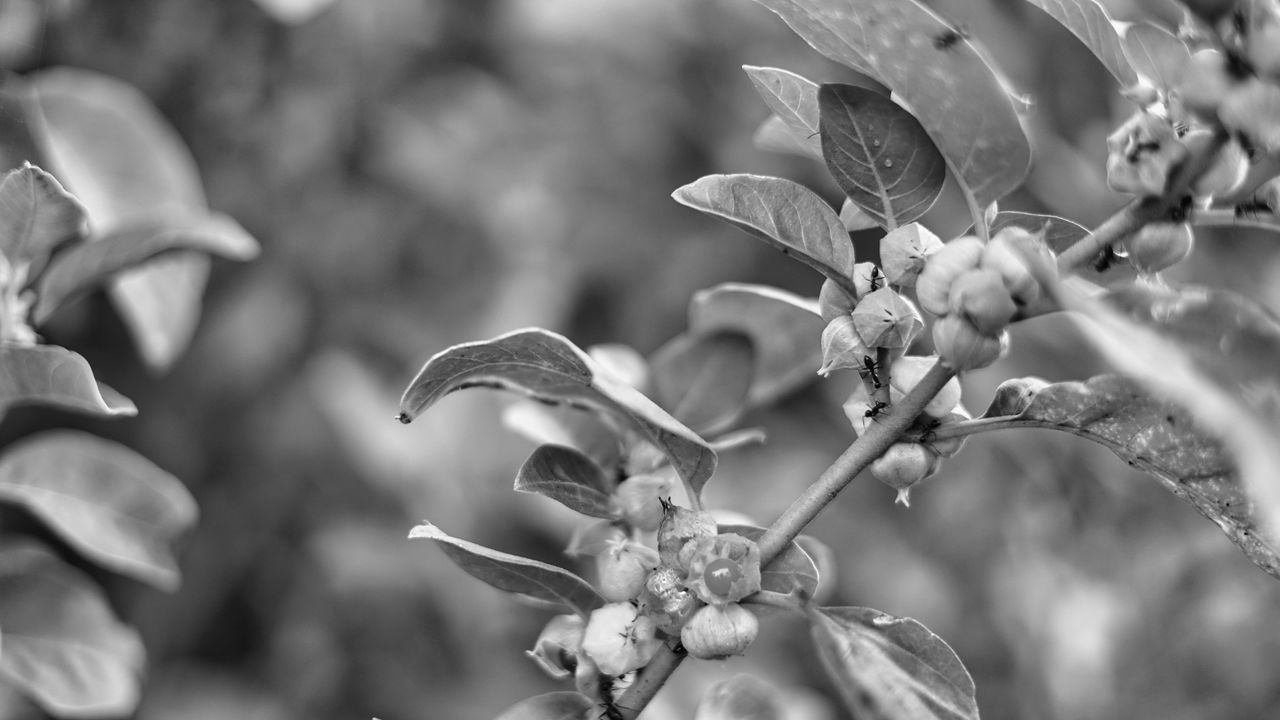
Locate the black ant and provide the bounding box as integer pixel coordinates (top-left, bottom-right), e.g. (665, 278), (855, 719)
(597, 674), (637, 720)
(864, 400), (888, 418)
(1091, 244), (1121, 273)
(1234, 198), (1275, 221)
(858, 355), (882, 389)
(1168, 194), (1193, 224)
(933, 25), (968, 50)
(867, 265), (884, 292)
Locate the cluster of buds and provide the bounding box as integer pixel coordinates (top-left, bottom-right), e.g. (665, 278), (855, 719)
(916, 227), (1053, 370)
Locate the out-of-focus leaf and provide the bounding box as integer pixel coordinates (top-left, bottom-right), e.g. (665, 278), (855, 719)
(0, 430), (197, 590)
(1047, 281), (1280, 580)
(491, 691), (595, 720)
(753, 0), (1032, 209)
(514, 445), (614, 518)
(502, 402), (625, 471)
(796, 535), (837, 603)
(1019, 0), (1137, 86)
(840, 198), (879, 231)
(398, 328), (716, 497)
(0, 345), (135, 419)
(818, 84), (946, 230)
(743, 66), (823, 156)
(0, 163), (85, 274)
(752, 114), (824, 160)
(31, 68), (219, 370)
(250, 0), (336, 25)
(32, 212), (259, 324)
(0, 74), (48, 173)
(409, 522), (603, 617)
(809, 605), (978, 720)
(695, 674), (785, 720)
(987, 210), (1136, 285)
(1121, 22), (1190, 91)
(689, 283), (824, 406)
(650, 331), (755, 435)
(722, 524), (819, 596)
(673, 174), (858, 297)
(0, 542), (144, 717)
(975, 374), (1280, 578)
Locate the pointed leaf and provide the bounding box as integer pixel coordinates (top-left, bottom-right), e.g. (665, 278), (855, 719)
(409, 522), (603, 616)
(744, 65), (823, 156)
(722, 524), (819, 596)
(673, 174), (858, 297)
(650, 331), (755, 435)
(31, 68), (220, 370)
(0, 164), (86, 273)
(1020, 0), (1137, 87)
(753, 114), (824, 160)
(818, 84), (946, 230)
(0, 542), (145, 717)
(399, 328), (716, 497)
(492, 692), (595, 720)
(514, 444), (614, 518)
(754, 0), (1031, 208)
(976, 374), (1280, 578)
(809, 605), (978, 720)
(0, 344), (136, 419)
(1121, 22), (1190, 91)
(689, 283), (824, 405)
(32, 212), (259, 324)
(0, 430), (197, 590)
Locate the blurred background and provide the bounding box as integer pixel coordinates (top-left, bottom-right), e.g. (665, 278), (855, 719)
(2, 0), (1280, 718)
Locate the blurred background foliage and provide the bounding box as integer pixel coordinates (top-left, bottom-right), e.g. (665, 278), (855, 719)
(1, 0), (1280, 718)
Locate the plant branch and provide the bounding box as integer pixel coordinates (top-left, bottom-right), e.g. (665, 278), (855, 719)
(1056, 131), (1229, 272)
(617, 359), (956, 718)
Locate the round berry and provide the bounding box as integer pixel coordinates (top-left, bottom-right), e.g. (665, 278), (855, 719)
(681, 603), (759, 660)
(869, 442), (940, 506)
(1125, 222), (1194, 274)
(703, 558), (742, 598)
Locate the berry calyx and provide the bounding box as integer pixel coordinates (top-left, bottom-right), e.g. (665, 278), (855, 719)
(681, 603), (760, 660)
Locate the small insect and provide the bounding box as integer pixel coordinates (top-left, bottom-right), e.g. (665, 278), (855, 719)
(868, 265), (884, 292)
(933, 25), (968, 50)
(1091, 245), (1121, 273)
(858, 355), (882, 389)
(864, 400), (889, 418)
(1234, 198), (1275, 220)
(597, 677), (625, 720)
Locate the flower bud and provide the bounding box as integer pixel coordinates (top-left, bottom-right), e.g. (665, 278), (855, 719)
(869, 442), (940, 506)
(842, 398), (875, 437)
(597, 538), (660, 602)
(880, 223), (943, 289)
(1188, 135), (1249, 199)
(1219, 79), (1280, 154)
(915, 235), (984, 316)
(640, 566), (697, 633)
(1106, 112), (1185, 197)
(888, 355), (963, 418)
(981, 226), (1056, 308)
(932, 314), (1008, 371)
(680, 533), (762, 605)
(612, 474), (673, 532)
(926, 405), (971, 458)
(850, 288), (924, 349)
(582, 602), (662, 676)
(657, 501), (718, 569)
(818, 278), (857, 323)
(947, 269), (1017, 336)
(680, 603), (759, 660)
(527, 614), (586, 680)
(818, 315), (870, 376)
(1177, 48), (1235, 119)
(1124, 222), (1194, 274)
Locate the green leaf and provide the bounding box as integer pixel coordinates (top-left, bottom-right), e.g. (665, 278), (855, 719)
(399, 328), (716, 498)
(809, 605), (978, 720)
(491, 692), (595, 720)
(1019, 0), (1137, 87)
(0, 542), (144, 717)
(695, 674), (786, 720)
(32, 212), (260, 324)
(817, 84), (946, 230)
(514, 444), (614, 518)
(673, 174), (858, 296)
(30, 68), (232, 370)
(753, 0), (1031, 209)
(689, 283), (824, 405)
(0, 164), (86, 274)
(0, 344), (136, 419)
(752, 115), (824, 160)
(0, 431), (197, 590)
(743, 66), (823, 157)
(1121, 22), (1190, 91)
(408, 522), (603, 617)
(722, 524), (819, 596)
(976, 374), (1280, 578)
(0, 74), (49, 173)
(650, 331), (756, 435)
